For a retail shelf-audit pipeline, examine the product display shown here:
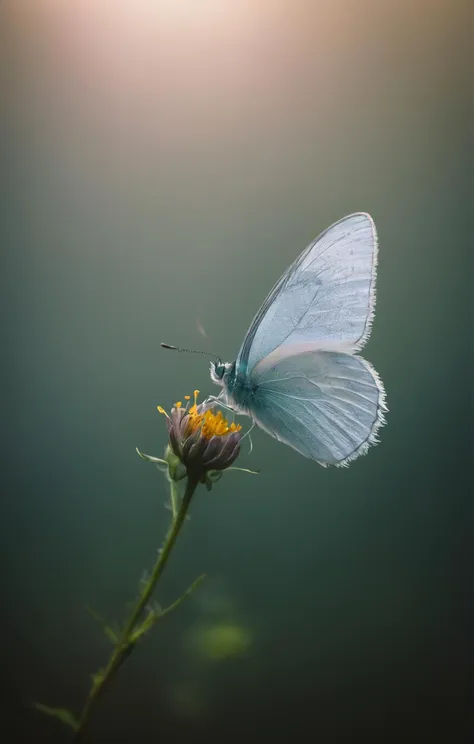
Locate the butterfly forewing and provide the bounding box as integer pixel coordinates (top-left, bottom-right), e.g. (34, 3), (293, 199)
(236, 213), (377, 378)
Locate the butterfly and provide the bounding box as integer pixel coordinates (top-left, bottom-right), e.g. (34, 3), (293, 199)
(209, 212), (387, 467)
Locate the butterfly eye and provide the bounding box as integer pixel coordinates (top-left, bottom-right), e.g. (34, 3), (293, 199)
(214, 360), (224, 379)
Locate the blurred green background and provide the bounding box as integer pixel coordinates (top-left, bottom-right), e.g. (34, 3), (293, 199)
(1, 2), (471, 742)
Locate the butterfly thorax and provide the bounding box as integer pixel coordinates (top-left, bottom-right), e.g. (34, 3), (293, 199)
(210, 359), (257, 413)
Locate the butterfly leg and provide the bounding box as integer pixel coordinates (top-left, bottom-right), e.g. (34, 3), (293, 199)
(205, 394), (255, 453)
(205, 394), (238, 414)
(239, 419), (255, 454)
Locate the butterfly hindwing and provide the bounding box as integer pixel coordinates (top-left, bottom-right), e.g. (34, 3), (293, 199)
(248, 350), (386, 466)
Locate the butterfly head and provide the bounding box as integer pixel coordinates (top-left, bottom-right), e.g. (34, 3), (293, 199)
(210, 358), (234, 386)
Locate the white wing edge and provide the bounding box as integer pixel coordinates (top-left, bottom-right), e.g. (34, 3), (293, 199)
(350, 211), (378, 354)
(333, 355), (388, 468)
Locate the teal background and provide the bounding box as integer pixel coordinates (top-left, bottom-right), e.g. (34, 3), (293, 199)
(1, 2), (471, 742)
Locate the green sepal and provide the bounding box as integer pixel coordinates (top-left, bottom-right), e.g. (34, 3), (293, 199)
(205, 466), (259, 491)
(207, 470), (223, 483)
(164, 445), (187, 482)
(225, 466), (260, 475)
(204, 470), (222, 491)
(33, 703), (78, 731)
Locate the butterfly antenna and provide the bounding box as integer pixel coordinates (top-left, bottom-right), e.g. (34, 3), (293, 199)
(161, 343), (218, 358)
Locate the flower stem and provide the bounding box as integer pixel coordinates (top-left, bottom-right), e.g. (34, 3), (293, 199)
(74, 475), (199, 742)
(170, 479), (179, 521)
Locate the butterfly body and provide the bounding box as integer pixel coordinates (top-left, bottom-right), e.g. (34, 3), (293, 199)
(210, 360), (255, 412)
(209, 213), (387, 467)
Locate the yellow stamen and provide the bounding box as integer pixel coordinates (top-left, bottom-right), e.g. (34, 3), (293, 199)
(201, 409), (242, 439)
(184, 390), (242, 439)
(164, 390), (241, 440)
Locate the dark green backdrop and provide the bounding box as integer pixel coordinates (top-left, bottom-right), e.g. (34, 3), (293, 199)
(1, 2), (471, 742)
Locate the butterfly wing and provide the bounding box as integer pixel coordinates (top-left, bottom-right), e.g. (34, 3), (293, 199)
(248, 350), (386, 466)
(236, 213), (377, 378)
(227, 212), (386, 465)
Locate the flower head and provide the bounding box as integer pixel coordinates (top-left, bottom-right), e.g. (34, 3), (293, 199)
(158, 390), (242, 480)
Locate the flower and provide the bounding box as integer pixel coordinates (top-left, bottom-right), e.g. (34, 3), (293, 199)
(158, 390), (242, 481)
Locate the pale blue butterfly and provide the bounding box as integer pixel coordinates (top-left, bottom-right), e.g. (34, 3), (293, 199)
(208, 213), (387, 467)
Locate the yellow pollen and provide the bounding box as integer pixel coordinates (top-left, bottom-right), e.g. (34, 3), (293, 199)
(182, 390), (241, 439)
(160, 390), (241, 439)
(201, 409), (242, 439)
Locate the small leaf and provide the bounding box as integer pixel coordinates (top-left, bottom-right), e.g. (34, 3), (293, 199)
(85, 605), (118, 643)
(91, 668), (105, 691)
(159, 574), (206, 620)
(85, 604), (106, 624)
(146, 600), (162, 615)
(103, 625), (118, 643)
(130, 574), (206, 644)
(136, 448), (168, 468)
(139, 569), (151, 587)
(34, 703), (78, 730)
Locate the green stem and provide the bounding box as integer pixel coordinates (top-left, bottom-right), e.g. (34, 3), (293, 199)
(170, 479), (179, 521)
(74, 475), (199, 742)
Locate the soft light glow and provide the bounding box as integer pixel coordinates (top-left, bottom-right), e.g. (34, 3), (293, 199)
(8, 0), (258, 33)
